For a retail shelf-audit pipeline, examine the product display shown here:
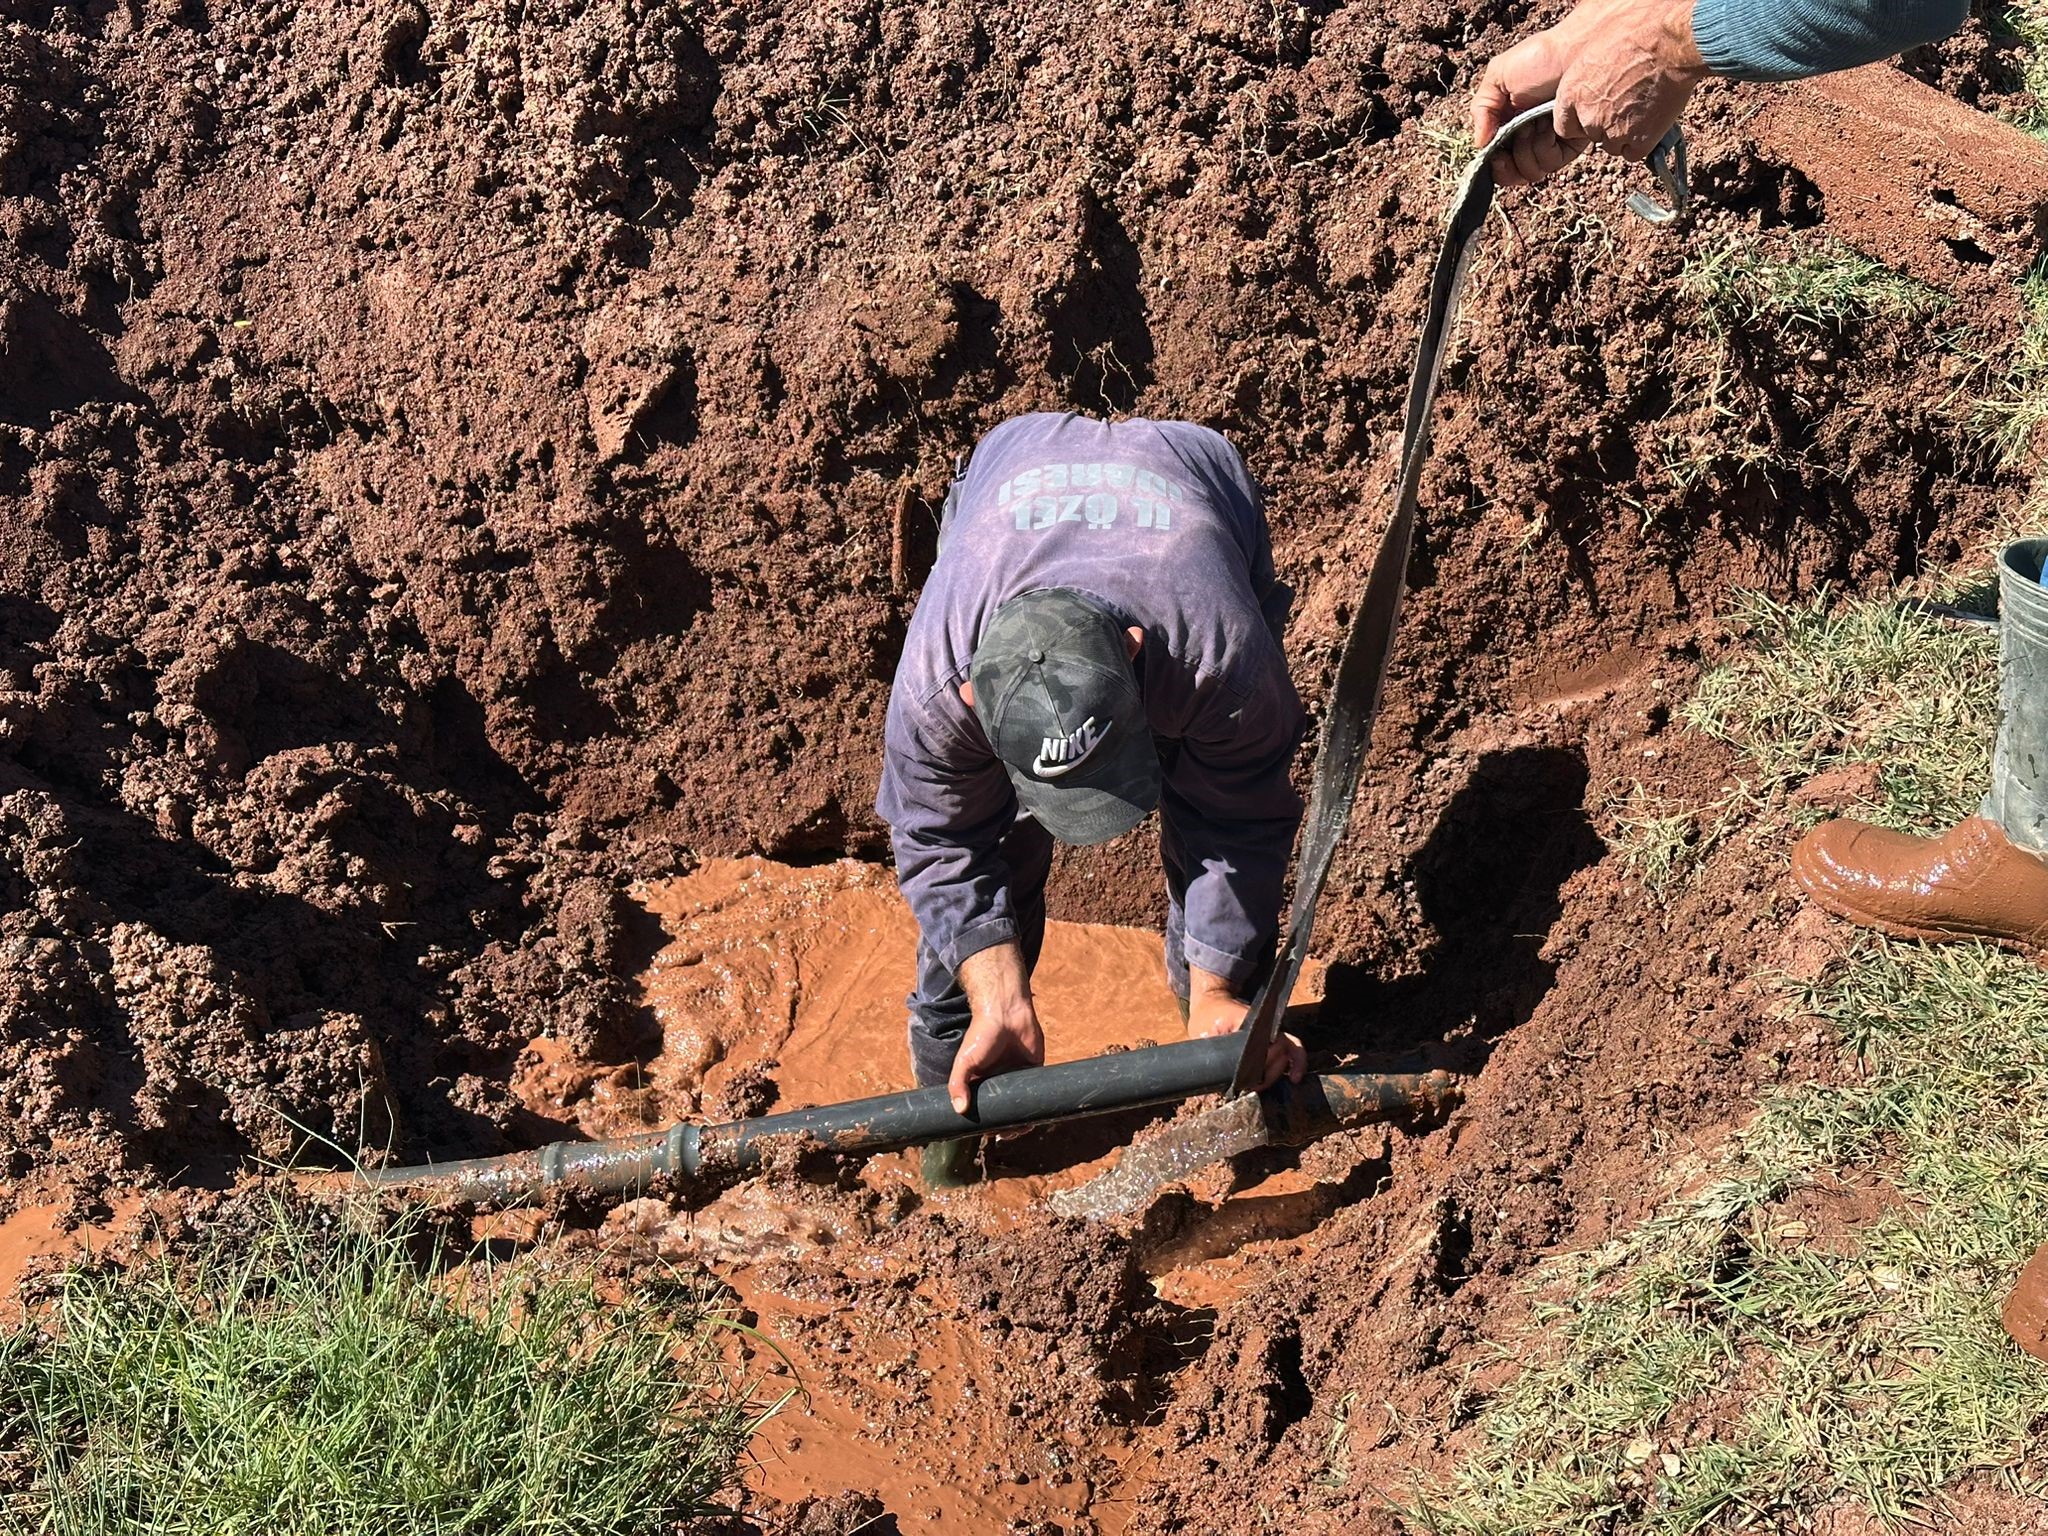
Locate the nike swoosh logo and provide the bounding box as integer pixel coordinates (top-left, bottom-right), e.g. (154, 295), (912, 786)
(1033, 717), (1110, 779)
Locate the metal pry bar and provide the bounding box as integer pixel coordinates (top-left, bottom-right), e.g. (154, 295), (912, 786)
(1627, 123), (1690, 226)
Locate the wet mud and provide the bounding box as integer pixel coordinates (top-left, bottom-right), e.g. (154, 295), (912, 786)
(537, 857), (1338, 1529)
(0, 1203), (86, 1302)
(520, 855), (1243, 1136)
(4, 0), (2047, 1529)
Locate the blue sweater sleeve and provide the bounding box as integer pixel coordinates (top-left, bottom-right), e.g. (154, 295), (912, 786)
(1691, 0), (1970, 82)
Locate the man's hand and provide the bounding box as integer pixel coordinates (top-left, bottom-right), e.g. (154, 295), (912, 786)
(1186, 966), (1306, 1090)
(948, 942), (1044, 1114)
(1472, 0), (1708, 187)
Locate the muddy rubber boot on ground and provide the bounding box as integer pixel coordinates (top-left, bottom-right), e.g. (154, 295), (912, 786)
(920, 1134), (981, 1191)
(1790, 539), (2048, 957)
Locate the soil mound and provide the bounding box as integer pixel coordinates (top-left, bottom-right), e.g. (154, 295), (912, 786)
(4, 0), (2034, 1194)
(4, 0), (2047, 1527)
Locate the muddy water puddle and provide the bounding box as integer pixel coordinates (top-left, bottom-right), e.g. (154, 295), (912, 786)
(534, 857), (1338, 1531)
(541, 855), (1212, 1127)
(0, 1183), (149, 1320)
(0, 1204), (87, 1305)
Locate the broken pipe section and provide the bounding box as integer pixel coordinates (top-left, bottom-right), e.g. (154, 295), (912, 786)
(362, 1034), (1459, 1208)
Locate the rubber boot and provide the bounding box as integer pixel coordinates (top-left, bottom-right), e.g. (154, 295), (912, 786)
(1790, 539), (2048, 957)
(1985, 537), (2048, 855)
(909, 1062), (980, 1191)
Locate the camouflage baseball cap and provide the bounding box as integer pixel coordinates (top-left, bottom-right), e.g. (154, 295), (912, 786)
(970, 588), (1160, 846)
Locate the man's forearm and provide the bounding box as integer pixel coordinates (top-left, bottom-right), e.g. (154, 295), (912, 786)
(956, 940), (1033, 1018)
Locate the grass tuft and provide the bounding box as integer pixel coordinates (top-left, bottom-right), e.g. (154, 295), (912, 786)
(1969, 262), (2048, 472)
(1680, 238), (1945, 334)
(1606, 781), (1759, 896)
(0, 1198), (771, 1536)
(1683, 589), (1998, 830)
(1995, 1), (2048, 138)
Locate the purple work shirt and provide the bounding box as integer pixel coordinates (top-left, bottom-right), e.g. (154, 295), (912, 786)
(875, 413), (1305, 986)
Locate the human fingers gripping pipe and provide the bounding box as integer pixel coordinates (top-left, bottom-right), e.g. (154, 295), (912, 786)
(360, 1034), (1461, 1206)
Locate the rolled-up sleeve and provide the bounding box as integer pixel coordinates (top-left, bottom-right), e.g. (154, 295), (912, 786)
(1692, 0), (1970, 83)
(875, 683), (1022, 974)
(1162, 665), (1306, 988)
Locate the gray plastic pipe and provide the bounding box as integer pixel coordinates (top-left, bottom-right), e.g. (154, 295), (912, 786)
(361, 1034), (1457, 1205)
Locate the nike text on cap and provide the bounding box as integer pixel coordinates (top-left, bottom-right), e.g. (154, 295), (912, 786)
(969, 588), (1161, 846)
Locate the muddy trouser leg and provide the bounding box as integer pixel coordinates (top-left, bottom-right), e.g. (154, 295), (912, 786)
(1986, 538), (2048, 857)
(905, 817), (1055, 1088)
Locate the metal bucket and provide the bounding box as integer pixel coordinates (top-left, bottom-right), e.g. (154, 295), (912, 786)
(1990, 538), (2048, 855)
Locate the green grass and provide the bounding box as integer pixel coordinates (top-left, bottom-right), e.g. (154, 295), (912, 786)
(1410, 587), (2048, 1534)
(1680, 238), (1945, 335)
(1684, 589), (1999, 830)
(1994, 2), (2048, 138)
(1969, 263), (2048, 473)
(0, 1199), (774, 1536)
(1414, 941), (2048, 1535)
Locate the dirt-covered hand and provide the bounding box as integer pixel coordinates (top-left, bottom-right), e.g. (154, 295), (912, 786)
(948, 942), (1045, 1114)
(1471, 0), (1708, 188)
(1184, 988), (1307, 1090)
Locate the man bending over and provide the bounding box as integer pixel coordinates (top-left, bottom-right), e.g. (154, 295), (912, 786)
(877, 413), (1308, 1183)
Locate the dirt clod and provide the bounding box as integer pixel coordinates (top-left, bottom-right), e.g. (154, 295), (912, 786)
(2002, 1241), (2048, 1362)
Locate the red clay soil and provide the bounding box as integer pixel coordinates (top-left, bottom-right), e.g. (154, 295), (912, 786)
(4, 0), (2048, 1528)
(2002, 1242), (2048, 1363)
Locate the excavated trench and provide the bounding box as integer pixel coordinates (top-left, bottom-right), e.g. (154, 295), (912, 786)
(590, 858), (1341, 1529)
(4, 0), (2048, 1528)
(554, 717), (1696, 1530)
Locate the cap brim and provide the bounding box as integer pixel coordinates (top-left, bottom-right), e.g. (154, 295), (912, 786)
(1007, 741), (1160, 846)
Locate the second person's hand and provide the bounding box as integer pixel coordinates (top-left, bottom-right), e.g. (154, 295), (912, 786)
(1185, 970), (1306, 1090)
(1472, 0), (1708, 187)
